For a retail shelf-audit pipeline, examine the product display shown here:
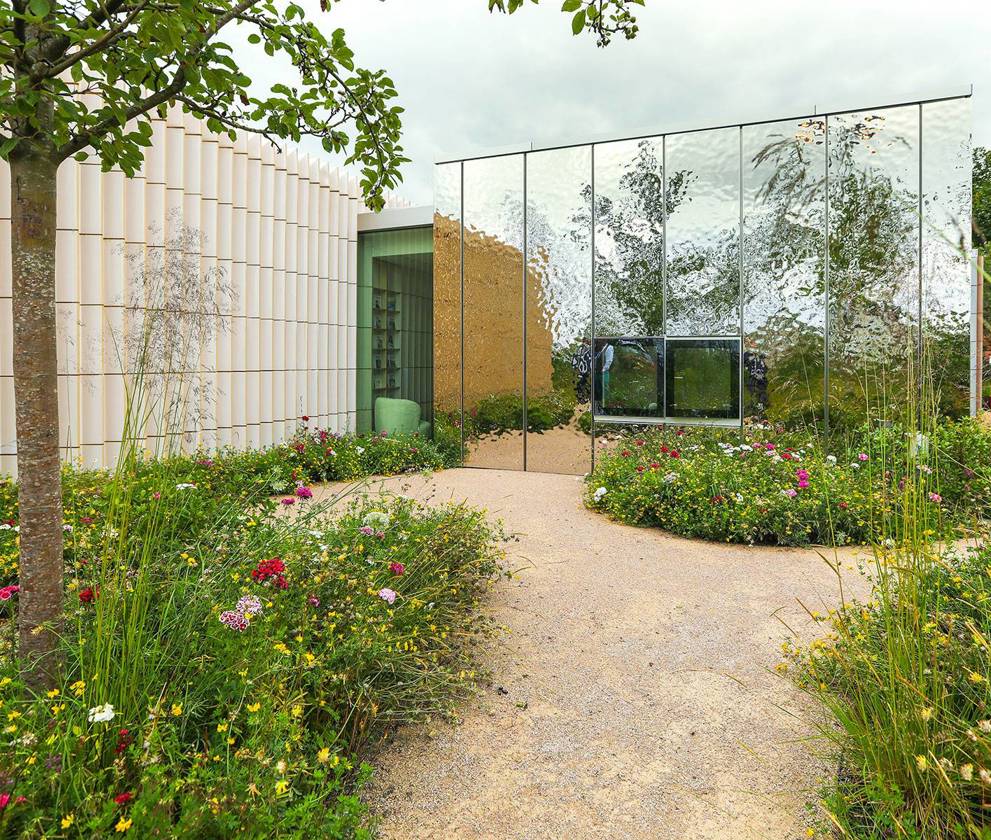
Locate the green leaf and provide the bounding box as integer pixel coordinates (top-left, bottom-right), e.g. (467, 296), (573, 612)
(571, 8), (585, 34)
(561, 0), (582, 11)
(27, 0), (50, 16)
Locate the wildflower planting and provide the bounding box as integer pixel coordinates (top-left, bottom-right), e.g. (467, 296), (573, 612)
(0, 440), (502, 836)
(585, 420), (990, 546)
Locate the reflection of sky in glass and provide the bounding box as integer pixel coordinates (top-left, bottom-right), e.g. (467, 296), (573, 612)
(462, 154), (524, 251)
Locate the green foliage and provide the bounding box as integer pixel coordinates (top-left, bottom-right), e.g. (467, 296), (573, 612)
(789, 537), (991, 838)
(585, 420), (990, 546)
(488, 0), (644, 46)
(0, 446), (503, 836)
(974, 146), (991, 253)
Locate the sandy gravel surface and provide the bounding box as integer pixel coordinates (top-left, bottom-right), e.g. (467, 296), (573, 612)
(313, 468), (868, 840)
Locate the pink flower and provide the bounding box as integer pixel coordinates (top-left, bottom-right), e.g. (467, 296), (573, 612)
(378, 588), (397, 605)
(389, 562), (405, 576)
(928, 492), (942, 503)
(796, 469), (809, 482)
(797, 479), (810, 489)
(280, 497), (296, 506)
(359, 525), (374, 536)
(308, 596), (320, 607)
(783, 488), (798, 498)
(295, 486), (313, 499)
(858, 453), (869, 462)
(0, 793), (9, 809)
(0, 585), (19, 601)
(220, 610), (248, 631)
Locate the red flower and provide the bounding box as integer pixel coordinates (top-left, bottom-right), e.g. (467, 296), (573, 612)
(669, 450), (680, 459)
(389, 562), (405, 576)
(301, 415), (310, 422)
(252, 558), (288, 589)
(621, 450), (631, 458)
(114, 792), (133, 806)
(634, 439), (645, 447)
(80, 516), (94, 525)
(636, 465), (645, 473)
(837, 501), (849, 510)
(293, 442), (305, 454)
(114, 729), (133, 755)
(659, 445), (669, 454)
(781, 452), (793, 461)
(649, 462), (660, 470)
(79, 586), (98, 604)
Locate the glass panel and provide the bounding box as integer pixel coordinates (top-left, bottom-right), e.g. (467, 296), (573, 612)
(462, 155), (525, 469)
(525, 146), (593, 474)
(432, 163), (462, 463)
(665, 337), (740, 421)
(592, 336), (663, 418)
(665, 127), (741, 336)
(827, 106), (920, 427)
(922, 98), (972, 418)
(357, 227), (434, 434)
(743, 118), (826, 428)
(592, 137), (666, 337)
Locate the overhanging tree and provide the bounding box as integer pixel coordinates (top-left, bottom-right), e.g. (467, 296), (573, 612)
(0, 0), (645, 687)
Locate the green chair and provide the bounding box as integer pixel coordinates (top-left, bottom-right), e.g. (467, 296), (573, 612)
(374, 397), (431, 438)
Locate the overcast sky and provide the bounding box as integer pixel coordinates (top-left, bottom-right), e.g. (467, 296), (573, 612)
(239, 0), (989, 206)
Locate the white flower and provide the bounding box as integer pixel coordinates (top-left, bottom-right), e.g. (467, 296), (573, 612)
(176, 482), (196, 490)
(826, 455), (837, 464)
(356, 446), (365, 455)
(850, 462), (860, 469)
(87, 703), (116, 723)
(592, 486), (608, 501)
(362, 511), (391, 529)
(739, 444), (752, 452)
(663, 472), (678, 484)
(62, 524), (73, 532)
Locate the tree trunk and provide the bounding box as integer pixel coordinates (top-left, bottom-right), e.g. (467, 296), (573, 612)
(9, 151), (63, 690)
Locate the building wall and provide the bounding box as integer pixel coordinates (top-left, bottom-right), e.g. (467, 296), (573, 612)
(0, 107), (404, 475)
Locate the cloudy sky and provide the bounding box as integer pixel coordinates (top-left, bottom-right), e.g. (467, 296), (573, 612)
(242, 0), (989, 206)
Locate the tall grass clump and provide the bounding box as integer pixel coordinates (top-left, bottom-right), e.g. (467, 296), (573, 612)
(0, 235), (504, 837)
(790, 325), (991, 837)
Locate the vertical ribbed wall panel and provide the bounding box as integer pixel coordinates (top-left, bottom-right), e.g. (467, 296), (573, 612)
(0, 115), (399, 475)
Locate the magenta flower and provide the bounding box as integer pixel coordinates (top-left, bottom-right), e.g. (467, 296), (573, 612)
(858, 453), (869, 462)
(308, 596), (320, 607)
(359, 525), (374, 536)
(928, 492), (942, 503)
(389, 562), (405, 576)
(295, 486), (313, 499)
(796, 469), (809, 482)
(378, 588), (397, 605)
(280, 497), (296, 506)
(0, 585), (19, 601)
(219, 610), (248, 631)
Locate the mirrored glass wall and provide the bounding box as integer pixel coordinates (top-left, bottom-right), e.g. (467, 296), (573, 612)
(434, 95), (973, 473)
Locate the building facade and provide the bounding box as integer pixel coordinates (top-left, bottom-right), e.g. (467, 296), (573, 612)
(0, 107), (407, 475)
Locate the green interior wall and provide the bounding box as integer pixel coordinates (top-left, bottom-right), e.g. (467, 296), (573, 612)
(356, 226), (434, 433)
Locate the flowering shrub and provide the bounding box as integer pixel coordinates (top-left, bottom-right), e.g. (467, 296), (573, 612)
(585, 420), (990, 546)
(0, 458), (503, 836)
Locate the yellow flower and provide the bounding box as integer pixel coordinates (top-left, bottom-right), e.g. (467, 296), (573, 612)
(276, 759), (287, 774)
(273, 643), (290, 655)
(46, 688), (60, 699)
(170, 704), (183, 717)
(920, 707), (934, 722)
(274, 780), (289, 796)
(291, 704), (303, 718)
(246, 702), (261, 713)
(317, 747), (331, 764)
(969, 672), (985, 684)
(61, 814), (75, 829)
(115, 817), (132, 833)
(216, 722), (228, 733)
(916, 755), (928, 771)
(70, 680), (86, 696)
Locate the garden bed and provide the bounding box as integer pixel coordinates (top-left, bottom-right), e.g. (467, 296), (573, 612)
(0, 430), (502, 837)
(585, 420), (991, 546)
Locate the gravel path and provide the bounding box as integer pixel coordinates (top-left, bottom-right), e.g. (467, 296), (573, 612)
(314, 468), (866, 840)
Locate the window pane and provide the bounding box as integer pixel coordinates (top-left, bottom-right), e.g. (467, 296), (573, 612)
(525, 146), (593, 474)
(742, 118), (826, 427)
(462, 155), (525, 470)
(665, 127), (741, 336)
(665, 338), (740, 421)
(593, 337), (663, 419)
